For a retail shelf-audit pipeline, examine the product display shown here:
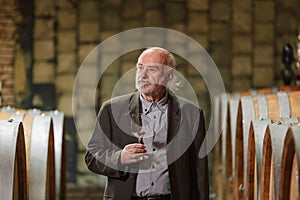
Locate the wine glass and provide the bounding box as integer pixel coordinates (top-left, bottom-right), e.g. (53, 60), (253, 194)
(131, 113), (150, 161)
(131, 113), (147, 144)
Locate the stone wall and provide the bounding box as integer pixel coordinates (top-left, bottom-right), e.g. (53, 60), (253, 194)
(2, 0), (300, 196)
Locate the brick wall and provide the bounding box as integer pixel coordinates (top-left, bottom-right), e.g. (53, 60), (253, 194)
(0, 0), (17, 106)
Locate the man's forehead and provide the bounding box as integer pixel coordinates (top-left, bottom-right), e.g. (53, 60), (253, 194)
(138, 51), (167, 63)
(137, 63), (169, 69)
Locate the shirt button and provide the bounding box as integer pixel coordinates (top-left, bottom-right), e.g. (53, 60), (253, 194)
(153, 116), (156, 119)
(153, 148), (156, 151)
(151, 182), (154, 186)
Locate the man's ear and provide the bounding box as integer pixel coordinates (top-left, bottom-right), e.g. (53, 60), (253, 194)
(166, 71), (173, 81)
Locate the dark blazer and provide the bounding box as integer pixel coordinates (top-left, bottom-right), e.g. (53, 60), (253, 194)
(85, 91), (209, 200)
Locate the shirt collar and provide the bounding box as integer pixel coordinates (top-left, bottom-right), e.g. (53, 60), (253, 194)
(139, 92), (168, 114)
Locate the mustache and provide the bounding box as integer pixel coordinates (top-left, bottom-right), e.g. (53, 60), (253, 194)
(137, 79), (151, 83)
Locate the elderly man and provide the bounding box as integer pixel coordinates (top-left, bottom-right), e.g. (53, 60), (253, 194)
(85, 47), (209, 200)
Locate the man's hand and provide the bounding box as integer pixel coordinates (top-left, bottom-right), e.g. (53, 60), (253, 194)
(120, 143), (147, 165)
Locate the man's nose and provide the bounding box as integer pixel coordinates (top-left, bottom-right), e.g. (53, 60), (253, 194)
(139, 69), (149, 78)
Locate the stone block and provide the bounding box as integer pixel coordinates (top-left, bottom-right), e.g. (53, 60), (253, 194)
(145, 10), (164, 27)
(211, 1), (230, 22)
(57, 53), (76, 73)
(232, 11), (252, 33)
(189, 77), (207, 95)
(78, 44), (98, 65)
(122, 0), (143, 19)
(255, 23), (274, 43)
(122, 50), (142, 62)
(105, 59), (121, 75)
(75, 86), (98, 109)
(168, 23), (186, 33)
(100, 75), (119, 101)
(76, 65), (100, 87)
(231, 55), (252, 77)
(190, 34), (209, 49)
(121, 61), (136, 74)
(122, 19), (143, 30)
(35, 0), (55, 16)
(101, 0), (122, 8)
(99, 31), (119, 42)
(79, 0), (101, 21)
(276, 12), (299, 34)
(254, 45), (274, 65)
(34, 39), (55, 60)
(187, 0), (208, 11)
(165, 31), (188, 47)
(145, 0), (163, 9)
(33, 61), (55, 83)
(79, 22), (100, 42)
(57, 9), (77, 30)
(166, 2), (186, 23)
(56, 74), (75, 94)
(188, 12), (208, 33)
(102, 10), (121, 30)
(57, 0), (76, 9)
(57, 31), (77, 51)
(210, 43), (231, 66)
(232, 0), (252, 33)
(254, 1), (275, 22)
(34, 19), (54, 38)
(232, 35), (252, 54)
(218, 66), (231, 89)
(57, 94), (73, 117)
(231, 78), (252, 91)
(210, 23), (230, 42)
(253, 66), (274, 87)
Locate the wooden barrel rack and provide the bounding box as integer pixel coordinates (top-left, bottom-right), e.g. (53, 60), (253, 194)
(211, 87), (300, 200)
(0, 107), (65, 200)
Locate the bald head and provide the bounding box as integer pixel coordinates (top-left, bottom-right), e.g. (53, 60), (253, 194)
(138, 47), (176, 69)
(135, 47), (175, 102)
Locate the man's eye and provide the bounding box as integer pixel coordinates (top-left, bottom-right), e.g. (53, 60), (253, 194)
(148, 66), (159, 72)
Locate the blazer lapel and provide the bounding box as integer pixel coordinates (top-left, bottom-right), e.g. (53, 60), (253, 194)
(167, 91), (181, 143)
(128, 91), (141, 116)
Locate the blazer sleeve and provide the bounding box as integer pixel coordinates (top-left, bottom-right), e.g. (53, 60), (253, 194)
(193, 109), (209, 200)
(85, 102), (128, 179)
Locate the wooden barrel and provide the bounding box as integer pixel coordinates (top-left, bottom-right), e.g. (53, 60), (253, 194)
(290, 125), (300, 200)
(23, 108), (65, 200)
(235, 91), (300, 199)
(221, 94), (234, 200)
(252, 91), (300, 122)
(212, 88), (279, 199)
(49, 110), (66, 200)
(0, 108), (56, 200)
(278, 124), (300, 200)
(246, 119), (272, 200)
(260, 123), (300, 200)
(29, 114), (55, 200)
(0, 119), (27, 200)
(210, 93), (222, 200)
